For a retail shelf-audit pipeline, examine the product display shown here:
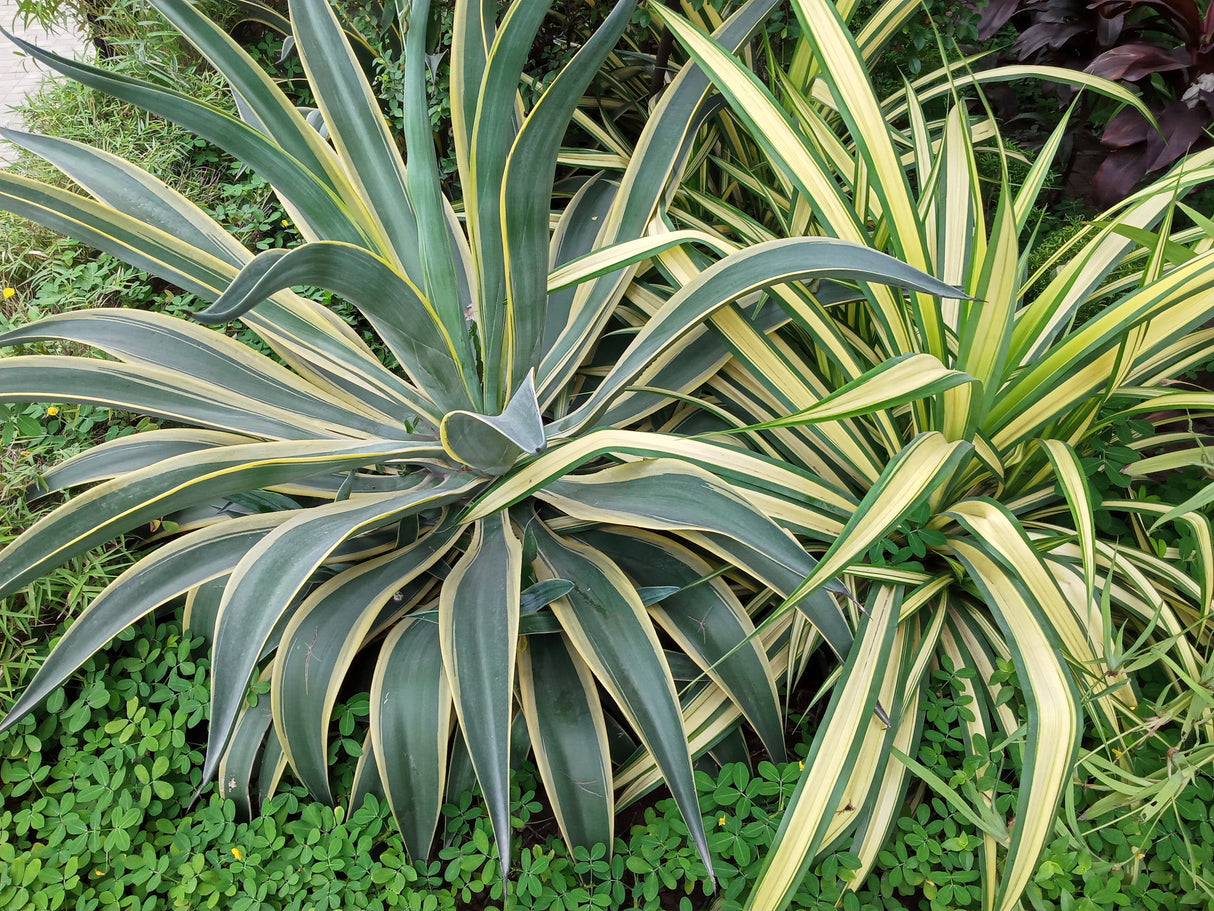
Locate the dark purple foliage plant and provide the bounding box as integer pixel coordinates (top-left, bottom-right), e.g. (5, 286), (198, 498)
(980, 0), (1214, 204)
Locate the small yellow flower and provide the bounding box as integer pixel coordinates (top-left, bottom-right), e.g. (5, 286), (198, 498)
(231, 847), (243, 861)
(93, 869), (103, 876)
(2, 287), (15, 299)
(281, 219), (290, 227)
(717, 815), (726, 827)
(799, 760), (805, 770)
(46, 406), (59, 417)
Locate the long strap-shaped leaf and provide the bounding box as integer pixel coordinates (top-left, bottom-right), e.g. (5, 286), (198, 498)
(0, 512), (285, 734)
(222, 297), (431, 422)
(464, 0), (554, 404)
(1040, 440), (1099, 610)
(371, 617), (452, 861)
(951, 493), (1199, 728)
(991, 250), (1214, 448)
(842, 603), (946, 884)
(398, 0), (476, 407)
(219, 675), (276, 818)
(0, 356), (372, 440)
(518, 632), (613, 853)
(497, 0), (637, 399)
(651, 238), (903, 470)
(614, 609), (803, 806)
(203, 475), (480, 788)
(789, 0), (930, 271)
(946, 539), (1081, 911)
(536, 0), (781, 404)
(466, 429), (856, 532)
(4, 123), (423, 418)
(1, 310), (406, 435)
(450, 0), (495, 203)
(0, 171), (428, 421)
(0, 439), (444, 601)
(439, 512), (522, 874)
(0, 170), (242, 301)
(153, 0), (363, 211)
(767, 431), (971, 626)
(2, 122), (428, 418)
(1103, 496), (1214, 622)
(744, 584), (901, 911)
(1012, 150), (1214, 366)
(531, 522), (713, 880)
(595, 299), (793, 433)
(31, 429), (253, 498)
(820, 602), (918, 850)
(289, 0), (420, 268)
(541, 175), (618, 356)
(545, 229), (737, 292)
(955, 182), (1019, 429)
(607, 0), (782, 245)
(272, 524), (463, 804)
(731, 352), (973, 428)
(0, 30), (368, 245)
(888, 62), (1154, 129)
(2, 127), (250, 265)
(786, 0), (927, 263)
(547, 238), (961, 437)
(535, 458), (852, 656)
(649, 3), (918, 360)
(580, 527), (785, 761)
(195, 242), (473, 415)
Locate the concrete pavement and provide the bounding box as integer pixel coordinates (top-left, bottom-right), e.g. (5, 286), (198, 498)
(0, 0), (92, 163)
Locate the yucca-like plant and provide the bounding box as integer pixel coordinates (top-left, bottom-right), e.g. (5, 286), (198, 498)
(645, 0), (1214, 908)
(0, 0), (965, 878)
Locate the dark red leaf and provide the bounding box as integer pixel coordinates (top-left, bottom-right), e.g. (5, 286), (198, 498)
(1086, 43), (1191, 80)
(1096, 11), (1127, 46)
(1090, 1), (1203, 41)
(1146, 99), (1209, 169)
(1101, 106), (1155, 146)
(1093, 147), (1149, 206)
(979, 0), (1026, 41)
(1015, 22), (1089, 57)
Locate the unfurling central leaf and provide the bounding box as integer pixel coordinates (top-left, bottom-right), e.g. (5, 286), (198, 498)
(439, 372), (546, 475)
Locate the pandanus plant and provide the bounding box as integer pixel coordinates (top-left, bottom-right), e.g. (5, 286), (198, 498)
(646, 0), (1214, 908)
(0, 0), (960, 877)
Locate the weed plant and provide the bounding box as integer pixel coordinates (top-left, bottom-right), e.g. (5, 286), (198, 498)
(0, 402), (151, 707)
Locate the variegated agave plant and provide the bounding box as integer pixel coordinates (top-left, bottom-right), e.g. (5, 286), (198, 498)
(650, 0), (1214, 908)
(0, 0), (959, 876)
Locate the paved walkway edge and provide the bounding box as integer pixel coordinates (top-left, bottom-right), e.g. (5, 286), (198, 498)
(0, 2), (92, 164)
